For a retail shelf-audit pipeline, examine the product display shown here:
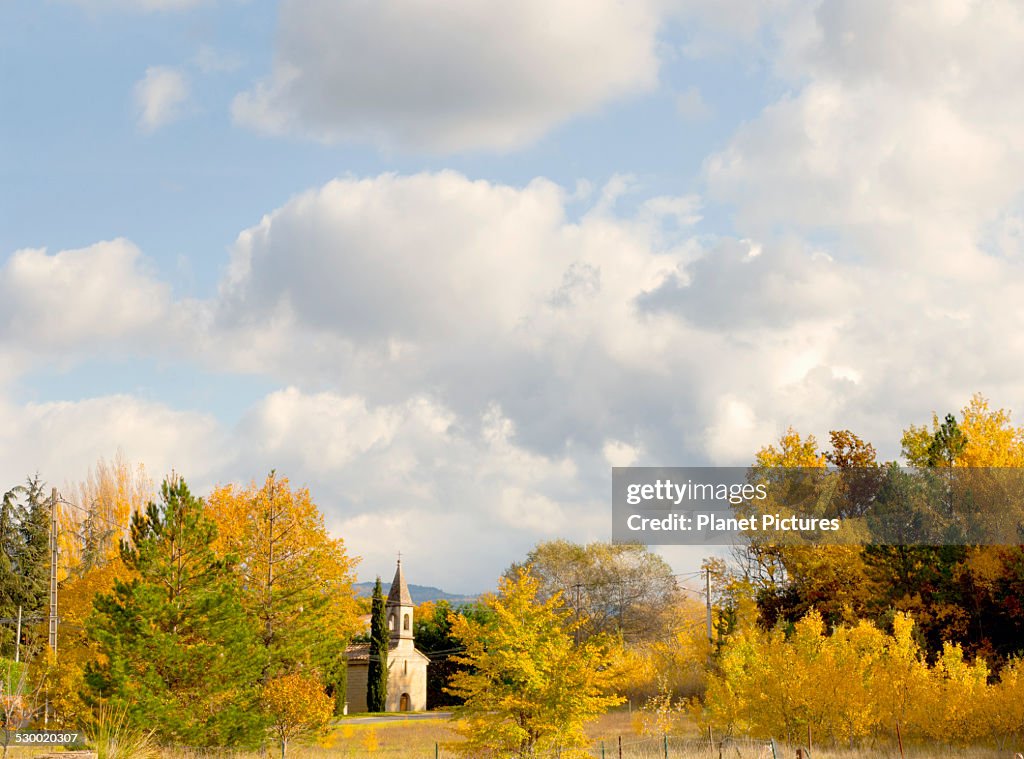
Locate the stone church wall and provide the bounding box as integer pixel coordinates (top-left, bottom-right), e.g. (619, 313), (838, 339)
(385, 650), (428, 712)
(344, 662), (370, 713)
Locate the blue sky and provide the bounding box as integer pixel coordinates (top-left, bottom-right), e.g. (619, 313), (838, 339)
(4, 0), (1024, 591)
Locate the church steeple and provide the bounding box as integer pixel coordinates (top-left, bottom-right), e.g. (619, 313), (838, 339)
(386, 558), (414, 644)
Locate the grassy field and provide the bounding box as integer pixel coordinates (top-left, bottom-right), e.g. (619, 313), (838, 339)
(3, 713), (1017, 758)
(139, 710), (1024, 758)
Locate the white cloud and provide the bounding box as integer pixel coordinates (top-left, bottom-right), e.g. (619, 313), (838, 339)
(703, 396), (776, 465)
(207, 168), (1024, 474)
(0, 239), (172, 350)
(603, 440), (641, 468)
(0, 377), (599, 590)
(15, 1), (1024, 590)
(706, 0), (1024, 273)
(211, 171), (703, 455)
(0, 394), (226, 499)
(683, 0), (1024, 453)
(220, 172), (577, 340)
(11, 129), (1024, 582)
(134, 66), (189, 132)
(233, 0), (665, 151)
(638, 237), (853, 329)
(232, 388), (594, 589)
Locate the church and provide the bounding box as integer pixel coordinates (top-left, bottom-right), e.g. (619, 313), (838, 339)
(344, 560), (430, 712)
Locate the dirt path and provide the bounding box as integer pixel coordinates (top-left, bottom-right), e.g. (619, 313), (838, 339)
(339, 712), (453, 725)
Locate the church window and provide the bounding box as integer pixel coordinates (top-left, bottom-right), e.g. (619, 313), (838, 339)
(403, 613), (410, 630)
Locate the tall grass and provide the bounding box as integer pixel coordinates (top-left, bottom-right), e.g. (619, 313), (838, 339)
(87, 703), (159, 759)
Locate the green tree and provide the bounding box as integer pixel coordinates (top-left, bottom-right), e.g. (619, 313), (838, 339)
(366, 577), (388, 712)
(84, 476), (266, 747)
(13, 476), (50, 617)
(0, 475), (52, 657)
(928, 414), (968, 467)
(447, 566), (623, 758)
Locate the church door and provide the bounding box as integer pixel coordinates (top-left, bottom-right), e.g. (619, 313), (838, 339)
(399, 693), (410, 711)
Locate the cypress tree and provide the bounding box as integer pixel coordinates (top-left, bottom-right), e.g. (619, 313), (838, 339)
(366, 577), (389, 712)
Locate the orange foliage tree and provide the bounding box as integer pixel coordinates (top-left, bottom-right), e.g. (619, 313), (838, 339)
(206, 472), (360, 711)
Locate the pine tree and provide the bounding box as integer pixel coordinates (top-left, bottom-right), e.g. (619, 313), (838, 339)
(366, 577), (389, 712)
(84, 477), (267, 748)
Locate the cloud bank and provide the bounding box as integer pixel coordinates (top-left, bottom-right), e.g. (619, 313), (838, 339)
(10, 0), (1024, 587)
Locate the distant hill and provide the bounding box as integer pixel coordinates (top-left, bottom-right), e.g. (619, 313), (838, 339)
(353, 581), (480, 605)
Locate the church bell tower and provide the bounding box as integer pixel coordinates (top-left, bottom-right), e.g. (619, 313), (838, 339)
(386, 558), (414, 646)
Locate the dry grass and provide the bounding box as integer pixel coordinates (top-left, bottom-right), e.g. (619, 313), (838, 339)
(146, 711), (1023, 758)
(155, 713), (459, 758)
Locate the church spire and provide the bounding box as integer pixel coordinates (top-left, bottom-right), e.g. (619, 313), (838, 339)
(386, 558), (414, 643)
(387, 558), (413, 606)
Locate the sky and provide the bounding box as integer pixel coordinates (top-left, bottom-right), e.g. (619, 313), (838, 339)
(3, 0), (1024, 593)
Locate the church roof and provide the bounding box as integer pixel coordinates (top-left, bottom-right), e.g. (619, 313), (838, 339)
(344, 641), (394, 663)
(387, 560), (413, 606)
(344, 640), (430, 664)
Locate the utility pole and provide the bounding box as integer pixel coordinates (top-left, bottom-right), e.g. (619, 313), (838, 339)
(705, 566), (713, 645)
(573, 582), (582, 645)
(49, 487), (58, 658)
(45, 487), (59, 729)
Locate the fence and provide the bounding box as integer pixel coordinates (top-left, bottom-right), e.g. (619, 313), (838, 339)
(154, 736), (1024, 758)
(301, 735), (785, 758)
(162, 735), (778, 758)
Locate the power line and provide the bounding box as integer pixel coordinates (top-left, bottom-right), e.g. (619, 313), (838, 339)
(56, 495), (129, 533)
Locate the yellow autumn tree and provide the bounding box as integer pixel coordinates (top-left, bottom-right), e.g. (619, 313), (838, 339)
(905, 641), (989, 744)
(45, 560), (132, 727)
(744, 429), (873, 627)
(60, 452), (152, 578)
(704, 609), (1024, 748)
(902, 393), (1024, 468)
(206, 473), (360, 708)
(895, 395), (1024, 658)
(628, 590), (710, 737)
(447, 567), (624, 758)
(262, 671), (334, 758)
(630, 593), (709, 699)
(986, 658), (1024, 749)
(705, 612), (886, 744)
(873, 612), (931, 731)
